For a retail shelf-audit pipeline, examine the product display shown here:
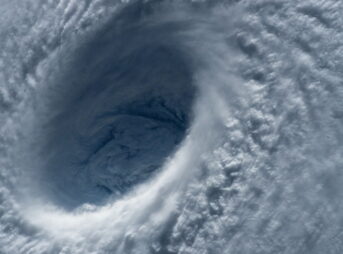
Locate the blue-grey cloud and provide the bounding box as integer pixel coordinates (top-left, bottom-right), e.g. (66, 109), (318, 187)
(1, 0), (343, 254)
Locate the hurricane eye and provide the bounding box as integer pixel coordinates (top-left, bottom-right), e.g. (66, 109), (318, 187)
(35, 33), (195, 209)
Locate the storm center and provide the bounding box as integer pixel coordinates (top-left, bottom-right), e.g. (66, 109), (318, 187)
(33, 41), (195, 209)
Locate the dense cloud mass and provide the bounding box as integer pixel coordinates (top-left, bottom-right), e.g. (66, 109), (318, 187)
(1, 0), (343, 253)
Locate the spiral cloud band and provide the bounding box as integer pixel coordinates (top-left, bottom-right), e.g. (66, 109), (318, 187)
(1, 0), (343, 253)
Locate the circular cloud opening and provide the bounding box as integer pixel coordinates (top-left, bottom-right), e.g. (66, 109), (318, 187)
(29, 20), (196, 209)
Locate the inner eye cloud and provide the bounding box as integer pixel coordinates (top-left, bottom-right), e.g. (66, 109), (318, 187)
(1, 1), (343, 254)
